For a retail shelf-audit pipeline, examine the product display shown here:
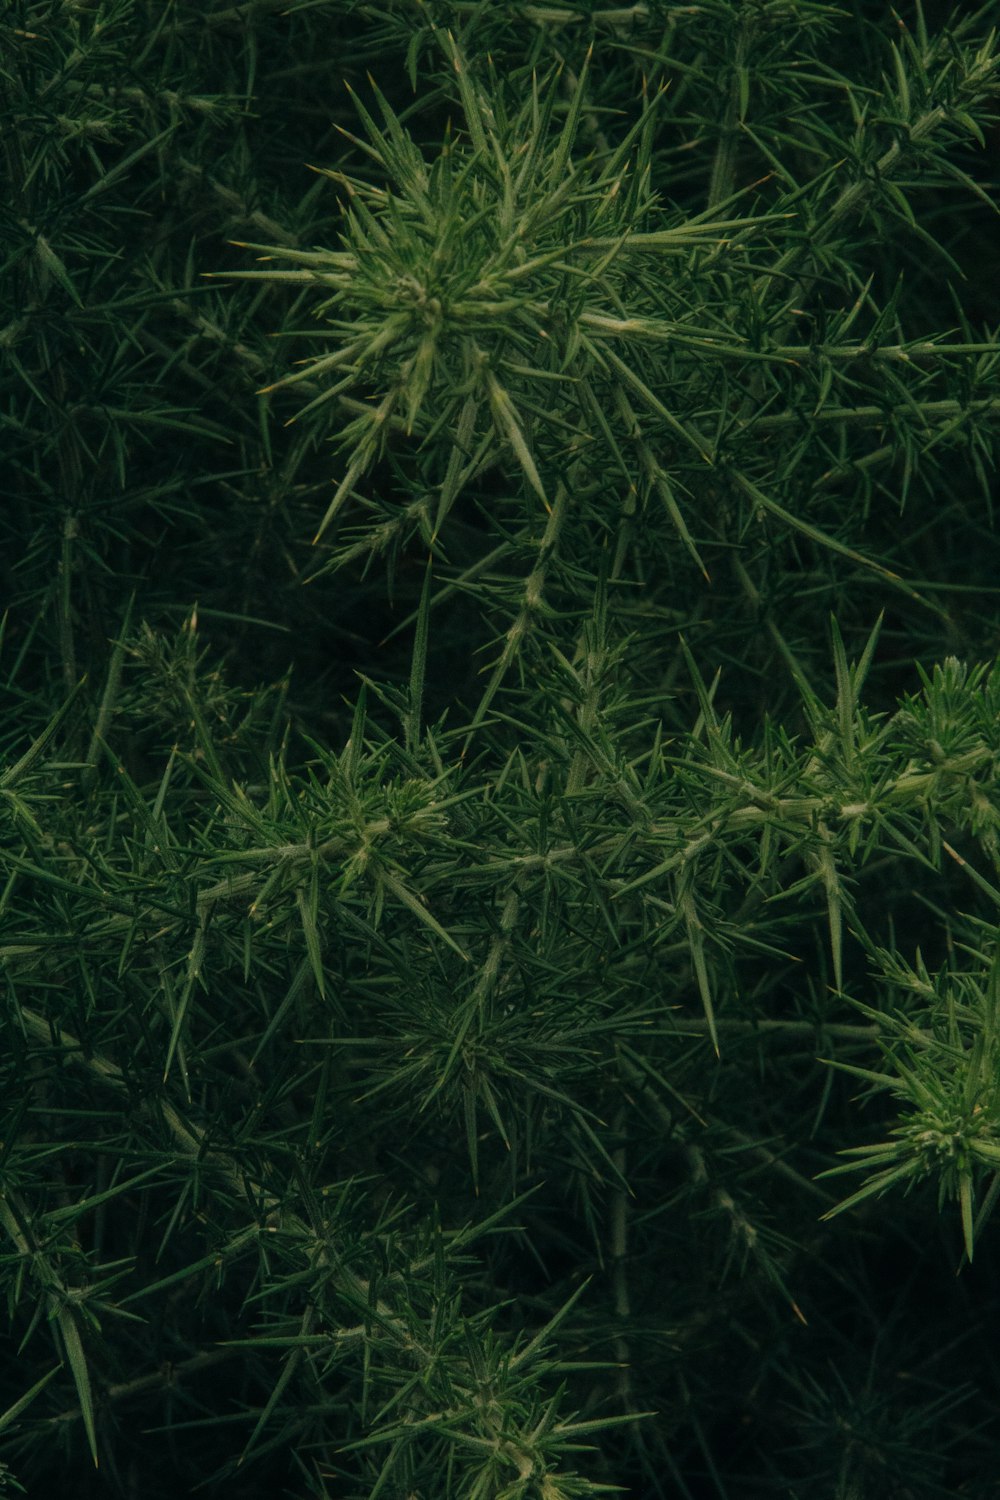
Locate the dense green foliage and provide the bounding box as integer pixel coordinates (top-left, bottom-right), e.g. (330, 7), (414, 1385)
(2, 0), (1000, 1494)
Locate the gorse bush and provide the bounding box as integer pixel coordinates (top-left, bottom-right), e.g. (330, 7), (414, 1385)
(2, 0), (1000, 1495)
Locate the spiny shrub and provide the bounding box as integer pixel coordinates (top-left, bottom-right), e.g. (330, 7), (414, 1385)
(2, 2), (1000, 1495)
